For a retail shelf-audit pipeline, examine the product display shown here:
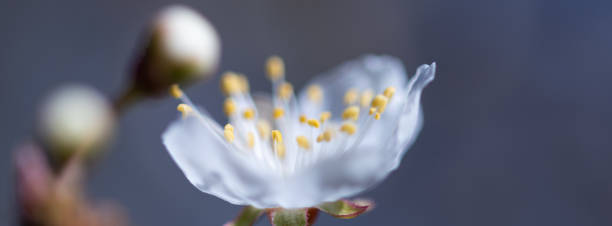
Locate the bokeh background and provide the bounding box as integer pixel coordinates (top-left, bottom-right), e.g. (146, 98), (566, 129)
(2, 0), (612, 225)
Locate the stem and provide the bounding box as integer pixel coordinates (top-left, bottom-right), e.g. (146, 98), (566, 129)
(113, 86), (142, 116)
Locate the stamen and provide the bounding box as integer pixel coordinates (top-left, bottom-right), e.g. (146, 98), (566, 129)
(383, 86), (396, 99)
(247, 132), (255, 149)
(340, 123), (357, 135)
(342, 106), (360, 121)
(316, 129), (333, 143)
(272, 130), (285, 159)
(296, 136), (311, 150)
(243, 108), (255, 120)
(369, 107), (376, 115)
(360, 89), (373, 108)
(299, 115), (307, 124)
(256, 120), (271, 140)
(278, 82), (293, 100)
(323, 129), (333, 141)
(320, 111), (332, 123)
(272, 130), (283, 143)
(316, 135), (323, 143)
(266, 56), (285, 81)
(238, 74), (250, 93)
(169, 84), (183, 98)
(273, 107), (285, 119)
(276, 144), (286, 159)
(344, 88), (358, 105)
(224, 124), (235, 142)
(375, 113), (381, 120)
(307, 119), (320, 128)
(371, 94), (389, 113)
(176, 104), (193, 118)
(307, 85), (323, 102)
(223, 98), (236, 116)
(220, 72), (244, 96)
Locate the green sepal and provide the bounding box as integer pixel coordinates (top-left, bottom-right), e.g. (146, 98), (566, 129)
(267, 208), (319, 226)
(224, 206), (264, 226)
(316, 199), (374, 219)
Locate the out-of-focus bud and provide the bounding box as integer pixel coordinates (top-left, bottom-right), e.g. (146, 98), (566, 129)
(38, 84), (115, 167)
(131, 5), (220, 96)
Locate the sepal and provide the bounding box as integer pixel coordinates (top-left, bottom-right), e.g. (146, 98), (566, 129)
(316, 199), (374, 219)
(224, 206), (264, 226)
(267, 208), (319, 226)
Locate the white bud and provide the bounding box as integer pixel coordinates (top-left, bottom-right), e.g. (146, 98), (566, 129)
(155, 5), (220, 79)
(38, 84), (114, 156)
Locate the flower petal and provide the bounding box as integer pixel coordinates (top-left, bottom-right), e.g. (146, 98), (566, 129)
(298, 55), (407, 118)
(267, 208), (319, 226)
(162, 115), (276, 206)
(317, 199), (374, 219)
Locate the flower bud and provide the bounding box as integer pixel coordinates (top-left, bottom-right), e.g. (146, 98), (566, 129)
(131, 5), (220, 96)
(38, 84), (115, 166)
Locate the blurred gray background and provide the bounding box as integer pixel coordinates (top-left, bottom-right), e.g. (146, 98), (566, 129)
(2, 0), (612, 225)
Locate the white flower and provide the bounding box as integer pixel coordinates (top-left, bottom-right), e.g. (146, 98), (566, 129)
(162, 55), (435, 208)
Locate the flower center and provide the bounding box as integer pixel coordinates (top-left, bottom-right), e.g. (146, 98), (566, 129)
(172, 56), (396, 174)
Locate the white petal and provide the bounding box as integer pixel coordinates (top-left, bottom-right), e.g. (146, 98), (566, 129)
(162, 115), (277, 206)
(298, 55), (407, 118)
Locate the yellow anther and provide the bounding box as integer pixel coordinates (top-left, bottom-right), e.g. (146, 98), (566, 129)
(360, 89), (374, 108)
(271, 130), (283, 143)
(307, 119), (320, 128)
(316, 135), (323, 143)
(340, 123), (357, 135)
(243, 108), (255, 120)
(369, 107), (376, 115)
(247, 132), (255, 149)
(238, 74), (250, 93)
(317, 129), (334, 143)
(383, 86), (396, 99)
(272, 130), (286, 158)
(276, 144), (286, 159)
(320, 111), (332, 123)
(177, 104), (193, 118)
(170, 84), (183, 99)
(307, 85), (323, 102)
(256, 120), (271, 140)
(223, 98), (236, 116)
(224, 124), (235, 142)
(278, 82), (293, 100)
(299, 115), (307, 124)
(266, 56), (285, 81)
(344, 88), (358, 105)
(342, 106), (360, 121)
(296, 136), (311, 150)
(323, 129), (333, 141)
(273, 108), (285, 119)
(371, 94), (389, 113)
(375, 113), (381, 120)
(220, 72), (244, 96)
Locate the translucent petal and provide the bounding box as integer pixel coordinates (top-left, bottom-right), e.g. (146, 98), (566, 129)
(162, 115), (276, 206)
(298, 55), (407, 118)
